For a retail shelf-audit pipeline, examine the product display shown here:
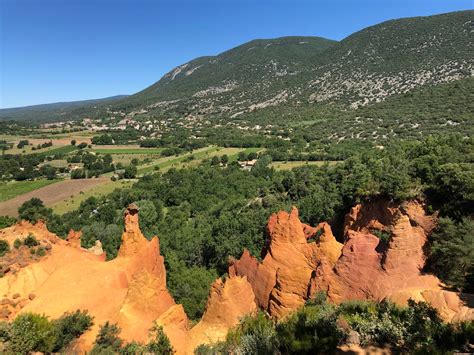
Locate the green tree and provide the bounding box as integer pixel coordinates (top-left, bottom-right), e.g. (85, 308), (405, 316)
(51, 310), (93, 352)
(220, 154), (229, 165)
(146, 323), (174, 354)
(211, 156), (220, 166)
(429, 217), (474, 292)
(91, 322), (123, 354)
(124, 164), (137, 179)
(18, 198), (53, 223)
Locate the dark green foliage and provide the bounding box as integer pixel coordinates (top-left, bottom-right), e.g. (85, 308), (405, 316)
(146, 323), (175, 354)
(36, 246), (46, 257)
(0, 240), (10, 256)
(123, 164), (137, 179)
(166, 253), (218, 320)
(13, 238), (22, 249)
(278, 302), (345, 354)
(92, 134), (114, 145)
(2, 311), (92, 354)
(6, 313), (55, 354)
(428, 217), (474, 292)
(205, 299), (473, 354)
(81, 222), (122, 260)
(90, 322), (174, 354)
(91, 321), (123, 354)
(0, 216), (16, 229)
(18, 198), (53, 223)
(51, 310), (94, 352)
(223, 312), (279, 354)
(23, 233), (39, 247)
(71, 168), (86, 179)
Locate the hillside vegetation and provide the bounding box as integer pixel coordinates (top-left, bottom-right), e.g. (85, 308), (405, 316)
(1, 10), (472, 141)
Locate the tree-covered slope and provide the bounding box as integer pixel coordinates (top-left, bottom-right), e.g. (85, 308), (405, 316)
(111, 10), (473, 119)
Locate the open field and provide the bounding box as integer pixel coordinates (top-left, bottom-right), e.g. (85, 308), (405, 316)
(270, 160), (340, 170)
(0, 134), (92, 152)
(52, 179), (135, 214)
(39, 159), (71, 168)
(228, 147), (265, 162)
(137, 146), (219, 174)
(91, 146), (164, 154)
(0, 179), (61, 202)
(136, 146), (265, 174)
(0, 178), (110, 217)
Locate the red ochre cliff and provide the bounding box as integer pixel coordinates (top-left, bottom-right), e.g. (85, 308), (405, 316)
(0, 200), (472, 353)
(231, 200), (473, 322)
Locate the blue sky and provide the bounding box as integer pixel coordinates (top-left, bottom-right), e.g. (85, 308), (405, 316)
(0, 0), (471, 108)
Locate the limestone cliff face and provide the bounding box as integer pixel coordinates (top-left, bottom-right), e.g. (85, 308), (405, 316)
(231, 201), (473, 322)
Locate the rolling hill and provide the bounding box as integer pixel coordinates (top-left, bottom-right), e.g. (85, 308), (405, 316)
(0, 95), (128, 122)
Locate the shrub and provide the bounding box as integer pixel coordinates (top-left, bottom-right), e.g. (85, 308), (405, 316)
(119, 341), (147, 354)
(51, 310), (93, 352)
(36, 246), (46, 257)
(224, 312), (278, 354)
(18, 198), (53, 223)
(0, 216), (16, 229)
(8, 313), (55, 353)
(0, 240), (9, 256)
(13, 238), (22, 249)
(146, 323), (174, 354)
(91, 321), (123, 354)
(24, 234), (39, 247)
(277, 302), (345, 353)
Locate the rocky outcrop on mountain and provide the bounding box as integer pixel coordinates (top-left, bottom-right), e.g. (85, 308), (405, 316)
(230, 201), (473, 322)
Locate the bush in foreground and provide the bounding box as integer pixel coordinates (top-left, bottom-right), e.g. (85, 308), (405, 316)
(1, 310), (93, 354)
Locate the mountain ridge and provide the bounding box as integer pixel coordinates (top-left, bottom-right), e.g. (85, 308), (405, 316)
(1, 10), (472, 125)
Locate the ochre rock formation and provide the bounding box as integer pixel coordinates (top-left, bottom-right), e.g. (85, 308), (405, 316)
(66, 229), (82, 248)
(0, 205), (256, 354)
(231, 201), (473, 322)
(187, 275), (257, 353)
(1, 200), (472, 353)
(230, 207), (343, 318)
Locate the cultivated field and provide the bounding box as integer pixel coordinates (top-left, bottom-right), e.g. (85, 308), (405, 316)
(0, 179), (60, 202)
(0, 178), (110, 217)
(52, 179), (134, 214)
